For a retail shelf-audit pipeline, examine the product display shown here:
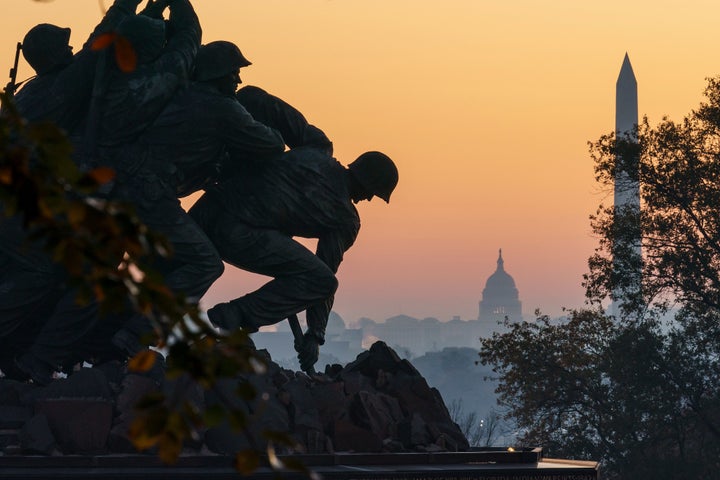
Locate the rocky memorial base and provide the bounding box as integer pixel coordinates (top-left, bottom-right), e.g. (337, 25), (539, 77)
(0, 341), (599, 479)
(0, 342), (468, 457)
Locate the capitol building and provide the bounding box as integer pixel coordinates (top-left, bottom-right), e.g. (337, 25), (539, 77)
(478, 249), (523, 323)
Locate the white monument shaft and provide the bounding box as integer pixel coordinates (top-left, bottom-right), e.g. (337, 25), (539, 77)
(612, 53), (641, 317)
(615, 53), (639, 210)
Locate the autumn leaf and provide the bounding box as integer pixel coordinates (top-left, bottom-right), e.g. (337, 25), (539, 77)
(90, 32), (116, 51)
(203, 405), (225, 427)
(114, 36), (137, 73)
(129, 418), (160, 450)
(234, 450), (260, 476)
(0, 166), (11, 184)
(93, 283), (106, 302)
(67, 202), (86, 225)
(128, 349), (156, 372)
(86, 166), (116, 185)
(158, 433), (182, 464)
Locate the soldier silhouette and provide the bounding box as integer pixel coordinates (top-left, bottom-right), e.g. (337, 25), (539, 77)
(191, 138), (398, 373)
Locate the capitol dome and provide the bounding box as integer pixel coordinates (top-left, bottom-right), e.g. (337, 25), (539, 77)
(478, 249), (522, 322)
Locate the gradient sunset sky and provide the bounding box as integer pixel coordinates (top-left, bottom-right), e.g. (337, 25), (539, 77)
(4, 1), (719, 323)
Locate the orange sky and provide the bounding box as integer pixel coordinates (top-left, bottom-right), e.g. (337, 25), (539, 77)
(4, 1), (720, 323)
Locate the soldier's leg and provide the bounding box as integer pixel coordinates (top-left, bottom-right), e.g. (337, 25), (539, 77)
(111, 174), (224, 353)
(15, 175), (224, 375)
(205, 216), (338, 332)
(0, 253), (65, 377)
(0, 216), (66, 376)
(15, 289), (103, 383)
(133, 173), (224, 301)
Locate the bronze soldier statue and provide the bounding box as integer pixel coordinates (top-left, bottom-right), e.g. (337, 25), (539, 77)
(8, 0), (205, 384)
(191, 129), (398, 372)
(107, 40), (286, 354)
(0, 0), (151, 382)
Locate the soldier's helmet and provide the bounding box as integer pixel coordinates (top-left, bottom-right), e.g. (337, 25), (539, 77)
(194, 41), (251, 82)
(116, 15), (166, 65)
(22, 24), (71, 75)
(348, 151), (399, 203)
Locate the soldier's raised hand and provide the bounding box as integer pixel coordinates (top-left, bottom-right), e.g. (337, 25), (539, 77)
(139, 0), (168, 18)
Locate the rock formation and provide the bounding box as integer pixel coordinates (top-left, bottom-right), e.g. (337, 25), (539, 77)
(0, 341), (469, 456)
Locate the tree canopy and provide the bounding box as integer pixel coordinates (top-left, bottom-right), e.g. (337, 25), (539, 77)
(480, 77), (720, 480)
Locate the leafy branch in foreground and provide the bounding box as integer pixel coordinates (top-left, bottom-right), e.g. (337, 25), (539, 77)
(1, 91), (302, 471)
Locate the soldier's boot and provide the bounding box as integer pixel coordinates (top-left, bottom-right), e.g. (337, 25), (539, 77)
(14, 353), (54, 386)
(0, 356), (30, 382)
(111, 314), (153, 358)
(207, 302), (258, 333)
(111, 328), (146, 357)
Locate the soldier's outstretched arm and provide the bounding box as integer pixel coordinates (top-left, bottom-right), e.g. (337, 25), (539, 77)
(220, 100), (286, 166)
(304, 227), (359, 351)
(236, 85), (333, 154)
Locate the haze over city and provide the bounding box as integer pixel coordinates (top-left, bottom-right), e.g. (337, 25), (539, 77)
(4, 0), (719, 322)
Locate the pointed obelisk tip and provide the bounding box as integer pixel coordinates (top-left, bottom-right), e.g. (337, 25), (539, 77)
(617, 52), (636, 84)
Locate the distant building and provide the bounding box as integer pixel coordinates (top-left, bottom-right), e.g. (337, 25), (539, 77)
(478, 249), (522, 322)
(323, 313), (363, 362)
(252, 311), (363, 365)
(253, 251), (524, 362)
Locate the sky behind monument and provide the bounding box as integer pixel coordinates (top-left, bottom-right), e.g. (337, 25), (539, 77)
(3, 0), (719, 323)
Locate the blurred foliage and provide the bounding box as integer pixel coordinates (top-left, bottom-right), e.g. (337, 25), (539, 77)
(480, 76), (720, 480)
(0, 85), (301, 471)
(91, 32), (137, 72)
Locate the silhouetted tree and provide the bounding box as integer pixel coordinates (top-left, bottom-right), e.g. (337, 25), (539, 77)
(480, 76), (720, 480)
(588, 76), (720, 319)
(481, 310), (720, 479)
(448, 399), (502, 447)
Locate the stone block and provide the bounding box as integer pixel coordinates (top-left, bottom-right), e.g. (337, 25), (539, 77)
(0, 405), (32, 428)
(109, 374), (160, 454)
(283, 377), (321, 431)
(309, 381), (346, 429)
(349, 391), (403, 440)
(0, 429), (19, 450)
(35, 398), (113, 454)
(204, 423), (251, 455)
(398, 412), (432, 448)
(332, 419), (382, 452)
(339, 370), (375, 397)
(117, 374), (160, 414)
(0, 379), (36, 405)
(25, 368), (112, 403)
(19, 413), (56, 455)
(389, 373), (451, 424)
(344, 341), (421, 378)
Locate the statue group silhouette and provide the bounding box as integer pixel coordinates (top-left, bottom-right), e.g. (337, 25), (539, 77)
(0, 0), (398, 384)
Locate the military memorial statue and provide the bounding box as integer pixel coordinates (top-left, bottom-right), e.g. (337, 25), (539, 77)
(0, 0), (398, 382)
